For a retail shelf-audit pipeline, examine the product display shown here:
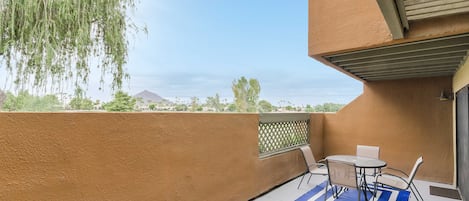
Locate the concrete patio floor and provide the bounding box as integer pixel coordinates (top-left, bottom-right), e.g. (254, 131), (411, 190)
(253, 174), (460, 201)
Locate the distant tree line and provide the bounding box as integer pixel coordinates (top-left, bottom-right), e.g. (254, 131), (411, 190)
(1, 91), (61, 111)
(305, 103), (345, 112)
(0, 77), (345, 112)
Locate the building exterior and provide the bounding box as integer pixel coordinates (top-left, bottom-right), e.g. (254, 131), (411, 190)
(308, 0), (469, 199)
(1, 1), (469, 200)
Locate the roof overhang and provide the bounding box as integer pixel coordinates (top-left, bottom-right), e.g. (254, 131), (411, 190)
(377, 0), (408, 39)
(322, 33), (469, 81)
(377, 0), (469, 39)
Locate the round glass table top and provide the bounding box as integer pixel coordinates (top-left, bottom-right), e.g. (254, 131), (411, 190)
(326, 155), (387, 168)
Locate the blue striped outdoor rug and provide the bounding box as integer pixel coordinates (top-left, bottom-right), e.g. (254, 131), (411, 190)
(296, 181), (410, 201)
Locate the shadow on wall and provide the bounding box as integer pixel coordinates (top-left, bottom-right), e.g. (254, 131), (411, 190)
(322, 76), (453, 184)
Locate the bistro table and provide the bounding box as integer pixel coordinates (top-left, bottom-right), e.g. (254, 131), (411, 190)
(325, 155), (387, 201)
(326, 155), (386, 169)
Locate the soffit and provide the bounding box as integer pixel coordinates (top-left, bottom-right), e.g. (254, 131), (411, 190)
(322, 33), (469, 81)
(404, 0), (469, 21)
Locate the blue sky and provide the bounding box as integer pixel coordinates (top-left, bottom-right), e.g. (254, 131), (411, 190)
(1, 0), (363, 106)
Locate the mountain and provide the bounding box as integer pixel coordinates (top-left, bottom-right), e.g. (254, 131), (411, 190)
(133, 90), (172, 104)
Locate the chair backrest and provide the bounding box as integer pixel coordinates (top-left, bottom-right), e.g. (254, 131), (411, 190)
(406, 156), (424, 183)
(299, 145), (318, 172)
(326, 159), (359, 189)
(356, 145), (380, 159)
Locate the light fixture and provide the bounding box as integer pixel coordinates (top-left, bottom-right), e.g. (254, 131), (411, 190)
(439, 90), (454, 101)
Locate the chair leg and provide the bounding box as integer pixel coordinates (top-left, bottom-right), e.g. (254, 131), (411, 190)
(410, 183), (424, 201)
(373, 182), (378, 201)
(324, 181), (329, 201)
(357, 189), (360, 201)
(334, 186), (344, 198)
(409, 186), (418, 201)
(332, 186), (337, 198)
(297, 173), (307, 189)
(307, 173), (313, 184)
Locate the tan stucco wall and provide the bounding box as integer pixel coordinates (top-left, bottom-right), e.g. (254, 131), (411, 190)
(322, 76), (454, 184)
(308, 0), (469, 56)
(0, 113), (310, 201)
(308, 0), (391, 56)
(310, 113), (325, 160)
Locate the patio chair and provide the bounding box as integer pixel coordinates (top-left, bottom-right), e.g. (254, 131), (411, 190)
(374, 156), (424, 201)
(324, 159), (365, 201)
(356, 145), (381, 177)
(356, 145), (380, 159)
(297, 145), (328, 189)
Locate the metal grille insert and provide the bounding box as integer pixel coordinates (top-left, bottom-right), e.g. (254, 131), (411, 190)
(258, 113), (309, 158)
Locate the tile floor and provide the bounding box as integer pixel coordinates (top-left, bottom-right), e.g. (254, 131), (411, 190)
(253, 174), (460, 201)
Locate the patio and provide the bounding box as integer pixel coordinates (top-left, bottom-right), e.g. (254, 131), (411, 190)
(0, 75), (463, 200)
(0, 0), (468, 200)
(253, 174), (459, 201)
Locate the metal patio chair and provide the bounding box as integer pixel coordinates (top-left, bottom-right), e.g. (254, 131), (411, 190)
(324, 159), (365, 201)
(374, 156), (424, 201)
(357, 145), (381, 184)
(297, 145), (328, 189)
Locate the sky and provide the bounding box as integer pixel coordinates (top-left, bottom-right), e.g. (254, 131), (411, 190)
(1, 0), (363, 106)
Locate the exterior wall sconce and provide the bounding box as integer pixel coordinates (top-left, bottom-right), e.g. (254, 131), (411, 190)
(439, 90), (454, 101)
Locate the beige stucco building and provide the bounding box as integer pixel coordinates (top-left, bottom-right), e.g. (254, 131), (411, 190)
(0, 1), (469, 200)
(309, 0), (469, 200)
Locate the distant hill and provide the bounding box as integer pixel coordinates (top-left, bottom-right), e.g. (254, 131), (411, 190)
(133, 90), (172, 104)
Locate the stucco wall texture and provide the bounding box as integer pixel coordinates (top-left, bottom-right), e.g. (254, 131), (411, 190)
(0, 113), (310, 201)
(0, 80), (454, 200)
(322, 76), (454, 184)
(308, 0), (469, 56)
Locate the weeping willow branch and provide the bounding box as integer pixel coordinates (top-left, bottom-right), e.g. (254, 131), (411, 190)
(0, 0), (145, 92)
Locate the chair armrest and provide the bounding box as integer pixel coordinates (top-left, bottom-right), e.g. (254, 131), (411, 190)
(308, 162), (326, 168)
(380, 167), (409, 177)
(376, 172), (411, 185)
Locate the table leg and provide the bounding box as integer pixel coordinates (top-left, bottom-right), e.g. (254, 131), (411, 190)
(360, 172), (370, 201)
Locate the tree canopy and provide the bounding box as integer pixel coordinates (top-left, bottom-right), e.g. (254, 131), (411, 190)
(258, 100), (273, 113)
(232, 76), (260, 112)
(0, 0), (145, 92)
(69, 88), (94, 110)
(0, 90), (5, 107)
(312, 103), (345, 112)
(103, 91), (136, 112)
(1, 90), (61, 111)
(206, 93), (223, 112)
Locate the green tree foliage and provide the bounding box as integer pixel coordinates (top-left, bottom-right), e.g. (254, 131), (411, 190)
(258, 100), (273, 113)
(313, 103), (345, 112)
(1, 91), (61, 111)
(174, 104), (188, 111)
(285, 105), (295, 111)
(189, 96), (202, 112)
(0, 0), (145, 91)
(69, 88), (94, 110)
(232, 76), (260, 112)
(0, 90), (5, 108)
(148, 104), (156, 111)
(227, 103), (237, 112)
(69, 97), (94, 110)
(103, 91), (136, 112)
(305, 104), (314, 112)
(206, 93), (223, 112)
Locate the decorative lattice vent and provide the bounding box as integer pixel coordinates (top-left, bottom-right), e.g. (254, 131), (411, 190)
(258, 113), (309, 157)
